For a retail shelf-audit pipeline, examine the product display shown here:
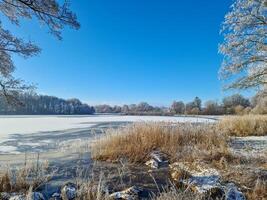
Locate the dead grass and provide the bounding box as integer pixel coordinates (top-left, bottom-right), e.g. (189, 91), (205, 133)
(91, 121), (267, 199)
(221, 167), (267, 200)
(152, 187), (200, 200)
(217, 115), (267, 136)
(247, 178), (267, 200)
(77, 183), (109, 200)
(75, 171), (110, 200)
(92, 122), (230, 164)
(0, 158), (50, 193)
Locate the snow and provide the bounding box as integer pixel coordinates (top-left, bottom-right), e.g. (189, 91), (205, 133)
(234, 136), (267, 141)
(18, 142), (43, 147)
(0, 146), (18, 154)
(230, 135), (267, 156)
(170, 162), (221, 194)
(0, 115), (216, 140)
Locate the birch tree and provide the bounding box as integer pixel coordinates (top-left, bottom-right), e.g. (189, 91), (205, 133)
(0, 0), (80, 104)
(219, 0), (267, 91)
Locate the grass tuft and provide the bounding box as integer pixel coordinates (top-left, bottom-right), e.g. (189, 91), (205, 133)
(0, 159), (50, 193)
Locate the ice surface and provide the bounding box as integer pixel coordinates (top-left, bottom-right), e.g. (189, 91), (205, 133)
(0, 115), (216, 139)
(0, 115), (216, 154)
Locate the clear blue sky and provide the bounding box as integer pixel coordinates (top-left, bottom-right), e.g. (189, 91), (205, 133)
(3, 0), (254, 105)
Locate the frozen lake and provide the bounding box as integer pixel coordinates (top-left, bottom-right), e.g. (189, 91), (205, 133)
(0, 115), (217, 155)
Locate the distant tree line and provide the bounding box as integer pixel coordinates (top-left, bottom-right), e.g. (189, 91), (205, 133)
(94, 102), (169, 116)
(95, 92), (267, 115)
(172, 93), (266, 115)
(0, 93), (95, 115)
(1, 92), (266, 115)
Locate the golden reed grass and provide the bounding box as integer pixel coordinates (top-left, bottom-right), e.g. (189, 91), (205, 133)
(92, 122), (230, 163)
(0, 159), (50, 193)
(217, 115), (267, 137)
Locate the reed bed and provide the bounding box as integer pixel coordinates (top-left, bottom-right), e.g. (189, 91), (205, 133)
(92, 122), (230, 163)
(217, 115), (267, 136)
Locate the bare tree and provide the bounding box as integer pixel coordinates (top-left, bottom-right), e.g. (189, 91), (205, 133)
(219, 0), (266, 90)
(0, 0), (80, 103)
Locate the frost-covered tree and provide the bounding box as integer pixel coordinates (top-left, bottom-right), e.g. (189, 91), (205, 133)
(184, 97), (202, 115)
(171, 101), (185, 114)
(0, 0), (80, 103)
(0, 93), (95, 114)
(251, 90), (267, 113)
(222, 94), (250, 114)
(136, 102), (154, 112)
(204, 101), (220, 115)
(193, 97), (202, 110)
(219, 0), (267, 90)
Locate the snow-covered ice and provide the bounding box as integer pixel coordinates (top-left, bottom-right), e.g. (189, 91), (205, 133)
(0, 115), (216, 154)
(0, 146), (18, 154)
(0, 115), (216, 139)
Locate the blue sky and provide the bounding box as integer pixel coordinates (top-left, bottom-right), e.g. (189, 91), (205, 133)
(3, 0), (254, 105)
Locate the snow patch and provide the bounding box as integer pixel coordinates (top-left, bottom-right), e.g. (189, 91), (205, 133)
(0, 146), (18, 154)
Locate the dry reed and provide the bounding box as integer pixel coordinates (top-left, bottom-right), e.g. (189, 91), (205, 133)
(0, 158), (50, 193)
(217, 115), (267, 136)
(92, 122), (230, 163)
